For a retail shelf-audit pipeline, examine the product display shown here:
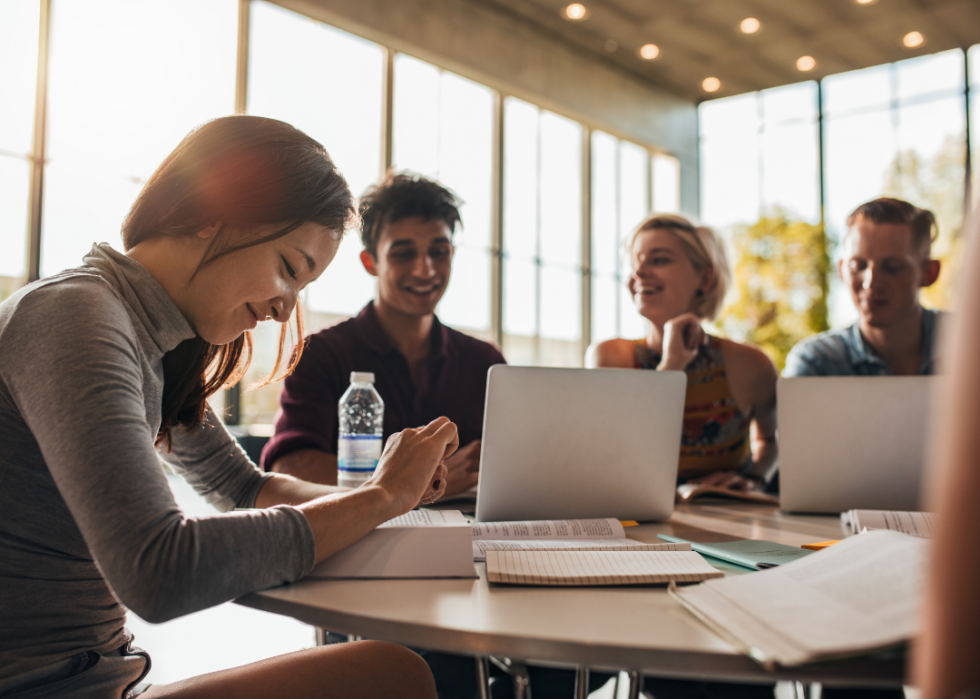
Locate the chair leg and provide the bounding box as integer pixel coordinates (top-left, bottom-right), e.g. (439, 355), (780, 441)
(475, 656), (491, 699)
(489, 656), (532, 699)
(574, 666), (590, 699)
(625, 670), (641, 699)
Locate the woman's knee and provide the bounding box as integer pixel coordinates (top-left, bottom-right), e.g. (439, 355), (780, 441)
(356, 641), (436, 698)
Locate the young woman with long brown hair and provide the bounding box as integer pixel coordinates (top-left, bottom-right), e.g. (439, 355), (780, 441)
(0, 115), (450, 698)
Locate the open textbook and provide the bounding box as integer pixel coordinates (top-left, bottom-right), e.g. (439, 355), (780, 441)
(308, 510), (476, 579)
(487, 549), (722, 586)
(670, 530), (929, 667)
(841, 509), (936, 538)
(471, 517), (684, 562)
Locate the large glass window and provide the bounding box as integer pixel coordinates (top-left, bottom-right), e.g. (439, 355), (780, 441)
(700, 83), (819, 231)
(970, 45), (979, 209)
(502, 99), (583, 366)
(245, 0), (385, 423)
(824, 49), (967, 323)
(701, 49), (973, 332)
(590, 131), (655, 343)
(392, 54), (494, 341)
(42, 0), (238, 278)
(0, 0), (40, 299)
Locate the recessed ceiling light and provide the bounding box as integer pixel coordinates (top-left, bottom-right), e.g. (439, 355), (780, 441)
(796, 56), (816, 71)
(564, 3), (587, 20)
(903, 31), (924, 48)
(639, 44), (660, 60)
(855, 0), (876, 4)
(740, 18), (760, 34)
(702, 77), (721, 92)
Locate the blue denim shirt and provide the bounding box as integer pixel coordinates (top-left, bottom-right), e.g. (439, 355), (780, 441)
(783, 307), (941, 377)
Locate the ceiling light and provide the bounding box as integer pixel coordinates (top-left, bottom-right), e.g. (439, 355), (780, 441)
(855, 0), (876, 4)
(702, 77), (721, 93)
(564, 3), (587, 20)
(796, 56), (816, 71)
(903, 31), (924, 48)
(639, 44), (660, 60)
(740, 18), (760, 34)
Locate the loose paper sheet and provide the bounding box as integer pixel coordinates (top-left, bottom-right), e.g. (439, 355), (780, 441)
(840, 510), (936, 538)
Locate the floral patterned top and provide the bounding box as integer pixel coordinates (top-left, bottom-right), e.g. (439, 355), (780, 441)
(634, 335), (751, 478)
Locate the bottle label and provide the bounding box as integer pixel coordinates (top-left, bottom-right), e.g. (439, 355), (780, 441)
(338, 434), (381, 473)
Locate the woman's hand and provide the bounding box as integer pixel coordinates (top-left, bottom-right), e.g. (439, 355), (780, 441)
(687, 470), (762, 493)
(366, 417), (458, 515)
(658, 313), (704, 371)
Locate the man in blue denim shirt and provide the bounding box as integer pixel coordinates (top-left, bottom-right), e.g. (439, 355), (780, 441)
(785, 197), (942, 377)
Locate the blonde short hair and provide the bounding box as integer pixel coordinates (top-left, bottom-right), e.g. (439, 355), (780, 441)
(626, 213), (731, 321)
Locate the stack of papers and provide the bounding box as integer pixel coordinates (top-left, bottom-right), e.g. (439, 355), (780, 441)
(671, 530), (929, 667)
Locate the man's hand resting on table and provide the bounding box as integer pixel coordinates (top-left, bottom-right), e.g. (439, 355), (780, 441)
(437, 439), (481, 500)
(686, 470), (763, 493)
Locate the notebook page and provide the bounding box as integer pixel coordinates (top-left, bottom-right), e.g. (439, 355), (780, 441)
(486, 550), (722, 586)
(473, 518), (624, 540)
(380, 510), (467, 528)
(672, 530), (928, 666)
(473, 539), (690, 562)
(854, 510), (936, 538)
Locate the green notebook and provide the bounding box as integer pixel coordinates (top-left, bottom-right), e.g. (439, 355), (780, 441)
(656, 534), (813, 571)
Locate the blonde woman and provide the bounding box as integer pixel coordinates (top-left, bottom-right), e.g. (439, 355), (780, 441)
(586, 214), (777, 491)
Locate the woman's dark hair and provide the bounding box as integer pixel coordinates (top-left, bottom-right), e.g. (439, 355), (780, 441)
(358, 171), (462, 257)
(122, 115), (356, 449)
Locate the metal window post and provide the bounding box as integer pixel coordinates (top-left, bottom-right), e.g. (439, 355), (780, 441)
(27, 0), (52, 283)
(491, 91), (505, 349)
(380, 48), (394, 178)
(580, 126), (592, 363)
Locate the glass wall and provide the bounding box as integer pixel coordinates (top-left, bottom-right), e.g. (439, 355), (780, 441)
(245, 0), (384, 422)
(3, 0), (680, 422)
(701, 47), (976, 330)
(0, 0), (38, 301)
(502, 98), (584, 366)
(700, 82), (820, 231)
(971, 45), (979, 209)
(589, 131), (655, 344)
(41, 0), (238, 278)
(392, 54), (494, 341)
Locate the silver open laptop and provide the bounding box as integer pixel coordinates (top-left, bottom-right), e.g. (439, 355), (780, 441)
(778, 376), (938, 513)
(475, 365), (686, 522)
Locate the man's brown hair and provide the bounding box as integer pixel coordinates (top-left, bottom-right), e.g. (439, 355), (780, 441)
(846, 197), (937, 257)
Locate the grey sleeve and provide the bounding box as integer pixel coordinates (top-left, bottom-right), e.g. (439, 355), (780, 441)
(0, 282), (315, 623)
(166, 406), (273, 512)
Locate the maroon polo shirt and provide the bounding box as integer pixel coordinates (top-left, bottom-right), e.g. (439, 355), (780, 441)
(261, 302), (506, 470)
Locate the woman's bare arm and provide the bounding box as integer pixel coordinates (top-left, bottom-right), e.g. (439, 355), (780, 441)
(914, 219), (980, 699)
(257, 418), (456, 565)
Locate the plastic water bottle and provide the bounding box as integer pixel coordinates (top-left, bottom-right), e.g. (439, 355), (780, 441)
(337, 372), (385, 488)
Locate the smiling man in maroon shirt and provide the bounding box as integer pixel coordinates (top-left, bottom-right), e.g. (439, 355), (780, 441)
(261, 173), (505, 499)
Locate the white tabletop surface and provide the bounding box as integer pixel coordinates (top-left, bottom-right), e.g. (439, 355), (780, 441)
(237, 502), (906, 686)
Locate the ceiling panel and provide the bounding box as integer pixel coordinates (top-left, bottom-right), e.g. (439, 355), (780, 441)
(480, 0), (980, 101)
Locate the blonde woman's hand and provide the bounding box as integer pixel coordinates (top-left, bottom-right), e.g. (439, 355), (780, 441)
(658, 313), (704, 371)
(367, 417), (458, 516)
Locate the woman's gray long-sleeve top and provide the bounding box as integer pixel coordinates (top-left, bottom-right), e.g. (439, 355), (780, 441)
(0, 244), (316, 680)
